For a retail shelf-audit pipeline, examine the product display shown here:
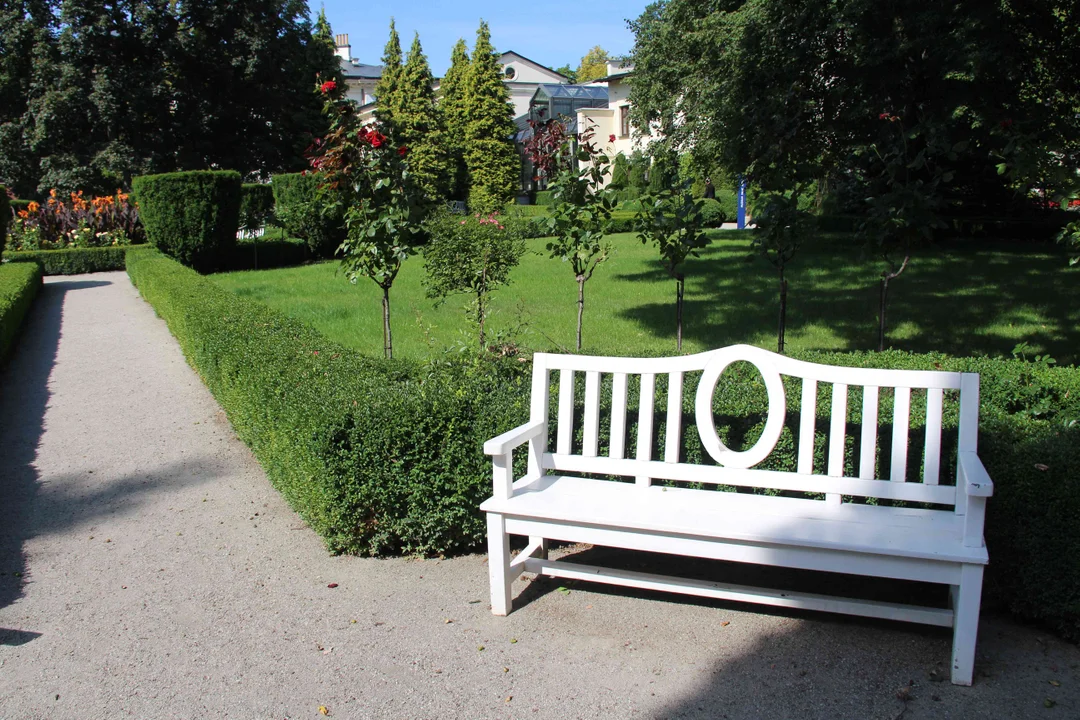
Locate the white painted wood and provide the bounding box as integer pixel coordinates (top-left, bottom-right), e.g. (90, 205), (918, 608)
(665, 372), (683, 463)
(487, 513), (511, 615)
(924, 388), (944, 485)
(525, 558), (954, 627)
(950, 564), (984, 685)
(543, 454), (957, 505)
(527, 362), (551, 478)
(891, 387), (911, 482)
(502, 516), (964, 585)
(636, 373), (656, 486)
(827, 384), (848, 507)
(539, 346), (964, 390)
(696, 348), (787, 469)
(610, 373), (628, 459)
(798, 379), (817, 475)
(859, 386), (879, 479)
(583, 371), (601, 457)
(483, 345), (991, 686)
(484, 419), (547, 456)
(557, 370), (575, 455)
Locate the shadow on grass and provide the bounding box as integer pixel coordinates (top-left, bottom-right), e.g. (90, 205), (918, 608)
(617, 239), (1080, 364)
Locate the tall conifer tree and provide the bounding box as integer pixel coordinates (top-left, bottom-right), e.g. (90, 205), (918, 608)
(463, 21), (519, 212)
(438, 38), (471, 201)
(397, 33), (449, 199)
(374, 19), (403, 136)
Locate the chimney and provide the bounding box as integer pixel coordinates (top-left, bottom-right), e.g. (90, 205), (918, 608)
(334, 33), (351, 62)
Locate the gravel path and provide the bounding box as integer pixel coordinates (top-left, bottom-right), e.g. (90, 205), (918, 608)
(1, 271), (1078, 720)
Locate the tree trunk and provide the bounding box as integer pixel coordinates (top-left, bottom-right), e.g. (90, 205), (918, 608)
(675, 274), (685, 352)
(576, 274), (585, 351)
(382, 285), (393, 359)
(778, 267), (788, 354)
(878, 255), (910, 352)
(477, 291), (486, 351)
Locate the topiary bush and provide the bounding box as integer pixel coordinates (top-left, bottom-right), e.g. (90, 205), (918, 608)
(132, 170), (241, 272)
(239, 183), (275, 230)
(5, 246), (127, 274)
(0, 261), (42, 361)
(699, 198), (728, 227)
(533, 190), (555, 206)
(271, 172), (346, 258)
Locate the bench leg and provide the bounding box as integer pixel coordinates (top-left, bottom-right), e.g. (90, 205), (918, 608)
(529, 536), (549, 560)
(487, 513), (512, 616)
(950, 564), (984, 686)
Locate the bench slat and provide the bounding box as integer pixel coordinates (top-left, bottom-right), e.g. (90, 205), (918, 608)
(557, 370), (575, 455)
(583, 371), (601, 457)
(544, 454), (957, 505)
(892, 387), (911, 482)
(610, 372), (628, 460)
(665, 372), (683, 464)
(924, 388), (944, 485)
(798, 379), (817, 475)
(636, 373), (656, 486)
(828, 383), (847, 506)
(860, 386), (879, 479)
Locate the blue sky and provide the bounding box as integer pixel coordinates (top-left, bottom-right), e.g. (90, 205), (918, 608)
(311, 0), (653, 76)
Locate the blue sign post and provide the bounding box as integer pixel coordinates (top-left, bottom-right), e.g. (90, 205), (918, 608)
(737, 176), (748, 229)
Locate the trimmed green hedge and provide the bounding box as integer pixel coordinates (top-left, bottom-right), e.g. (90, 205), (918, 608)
(271, 173), (345, 258)
(240, 183), (275, 230)
(126, 246), (1080, 639)
(227, 237), (309, 271)
(6, 246), (128, 275)
(133, 170), (241, 272)
(0, 261), (42, 362)
(0, 187), (9, 262)
(126, 248), (530, 556)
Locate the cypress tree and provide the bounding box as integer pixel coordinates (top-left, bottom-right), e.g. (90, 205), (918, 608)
(439, 38), (471, 201)
(397, 33), (450, 200)
(463, 21), (519, 213)
(311, 7), (345, 91)
(629, 150), (648, 194)
(374, 19), (403, 136)
(610, 153), (629, 189)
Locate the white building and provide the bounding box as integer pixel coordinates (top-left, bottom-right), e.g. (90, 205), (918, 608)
(575, 61), (657, 185)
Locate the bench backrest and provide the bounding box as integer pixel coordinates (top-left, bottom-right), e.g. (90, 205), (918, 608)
(527, 344), (980, 510)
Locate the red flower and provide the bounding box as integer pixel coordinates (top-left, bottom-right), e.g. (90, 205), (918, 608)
(320, 80), (337, 94)
(609, 134), (616, 143)
(1000, 118), (1013, 129)
(398, 146), (409, 156)
(370, 132), (386, 148)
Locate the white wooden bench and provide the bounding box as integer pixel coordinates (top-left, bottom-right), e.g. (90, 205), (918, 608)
(480, 344), (993, 685)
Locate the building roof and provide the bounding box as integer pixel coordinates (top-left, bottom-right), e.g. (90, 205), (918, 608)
(339, 59), (384, 80)
(591, 70), (634, 84)
(498, 51), (572, 82)
(531, 84), (609, 102)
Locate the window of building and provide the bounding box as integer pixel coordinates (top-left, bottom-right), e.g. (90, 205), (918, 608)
(504, 66), (517, 80)
(620, 105), (631, 138)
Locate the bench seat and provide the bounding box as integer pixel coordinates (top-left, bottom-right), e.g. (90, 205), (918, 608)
(481, 474), (988, 566)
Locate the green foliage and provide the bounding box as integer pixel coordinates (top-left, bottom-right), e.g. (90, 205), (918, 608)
(647, 152), (677, 194)
(374, 20), (403, 133)
(576, 46), (611, 84)
(752, 190), (818, 352)
(132, 170), (241, 272)
(0, 260), (41, 361)
(628, 150), (648, 193)
(239, 184), (275, 230)
(610, 154), (630, 189)
(553, 64), (577, 83)
(534, 190), (554, 206)
(397, 34), (451, 200)
(464, 21), (519, 214)
(698, 198), (729, 228)
(126, 248), (531, 556)
(423, 208), (527, 348)
(271, 173), (344, 258)
(1057, 218), (1079, 267)
(5, 246), (127, 274)
(0, 186), (8, 261)
(439, 38), (472, 202)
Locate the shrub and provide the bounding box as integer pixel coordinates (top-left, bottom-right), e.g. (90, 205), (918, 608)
(4, 188), (142, 251)
(271, 173), (345, 258)
(0, 187), (8, 262)
(5, 247), (127, 275)
(533, 190), (554, 206)
(133, 171), (241, 272)
(239, 184), (275, 231)
(125, 248), (530, 556)
(0, 261), (42, 361)
(610, 153), (630, 189)
(226, 237), (309, 272)
(699, 198), (728, 227)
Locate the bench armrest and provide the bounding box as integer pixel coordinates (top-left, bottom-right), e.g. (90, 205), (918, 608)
(959, 452), (994, 498)
(484, 420), (547, 456)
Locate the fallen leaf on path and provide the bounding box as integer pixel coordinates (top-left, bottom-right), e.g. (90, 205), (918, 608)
(319, 705), (330, 715)
(1045, 698), (1056, 708)
(327, 583), (338, 589)
(1035, 464), (1050, 471)
(1050, 680), (1061, 687)
(721, 621), (730, 627)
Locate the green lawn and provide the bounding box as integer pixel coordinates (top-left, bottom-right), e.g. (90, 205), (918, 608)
(212, 231), (1080, 364)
